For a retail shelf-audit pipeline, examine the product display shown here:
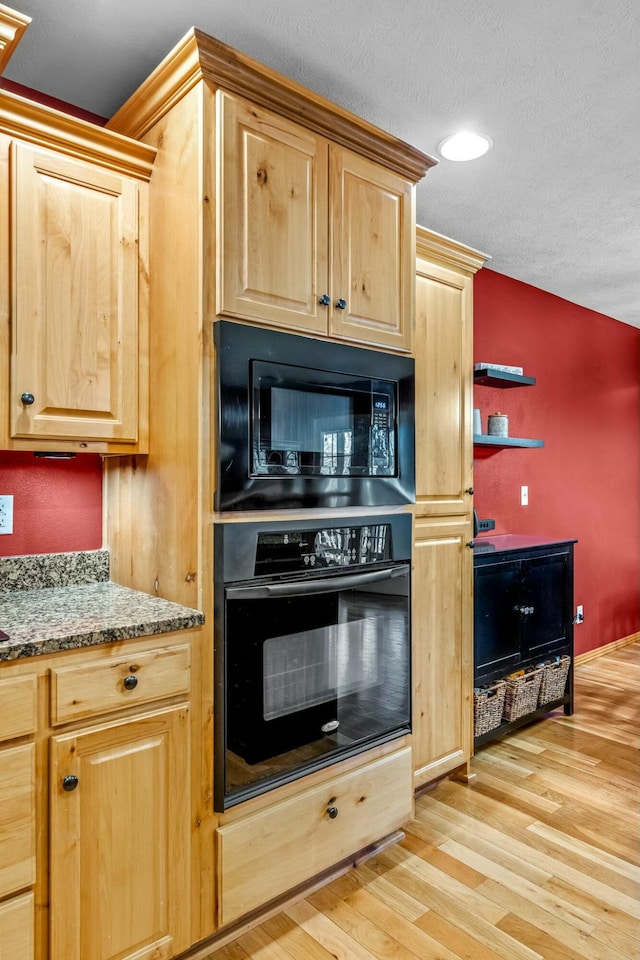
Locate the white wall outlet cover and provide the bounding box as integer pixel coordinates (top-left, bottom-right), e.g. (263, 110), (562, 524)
(0, 494), (14, 535)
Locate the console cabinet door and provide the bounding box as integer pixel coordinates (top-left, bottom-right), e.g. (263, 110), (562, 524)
(218, 91), (329, 334)
(412, 516), (473, 787)
(49, 704), (190, 960)
(330, 146), (414, 351)
(10, 142), (140, 443)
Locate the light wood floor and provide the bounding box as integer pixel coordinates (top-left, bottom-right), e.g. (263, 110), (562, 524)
(206, 643), (640, 960)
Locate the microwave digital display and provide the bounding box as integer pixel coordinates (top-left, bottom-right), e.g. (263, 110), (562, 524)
(215, 320), (415, 511)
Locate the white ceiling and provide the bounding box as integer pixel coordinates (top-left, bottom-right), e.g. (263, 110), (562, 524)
(5, 0), (639, 327)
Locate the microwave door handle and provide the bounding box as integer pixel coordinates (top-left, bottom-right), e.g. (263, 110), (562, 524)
(225, 565), (408, 600)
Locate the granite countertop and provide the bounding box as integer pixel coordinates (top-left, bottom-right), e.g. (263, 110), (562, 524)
(0, 550), (204, 662)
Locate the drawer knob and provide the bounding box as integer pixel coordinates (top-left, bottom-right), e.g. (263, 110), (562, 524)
(326, 805), (339, 819)
(318, 293), (331, 306)
(335, 298), (347, 310)
(62, 775), (78, 792)
(123, 674), (138, 691)
(20, 392), (35, 405)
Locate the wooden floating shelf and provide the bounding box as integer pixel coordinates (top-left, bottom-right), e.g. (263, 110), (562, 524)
(473, 434), (545, 448)
(474, 369), (536, 387)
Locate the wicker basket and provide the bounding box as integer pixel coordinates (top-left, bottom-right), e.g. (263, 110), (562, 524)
(502, 667), (544, 721)
(538, 656), (571, 705)
(474, 680), (507, 737)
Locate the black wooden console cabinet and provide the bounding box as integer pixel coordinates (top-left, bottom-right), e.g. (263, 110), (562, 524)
(473, 535), (576, 747)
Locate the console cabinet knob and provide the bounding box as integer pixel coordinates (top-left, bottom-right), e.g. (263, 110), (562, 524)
(326, 805), (339, 819)
(20, 392), (35, 405)
(62, 775), (78, 792)
(123, 675), (138, 691)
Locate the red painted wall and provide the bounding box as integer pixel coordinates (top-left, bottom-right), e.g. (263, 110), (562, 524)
(0, 453), (102, 556)
(473, 269), (640, 657)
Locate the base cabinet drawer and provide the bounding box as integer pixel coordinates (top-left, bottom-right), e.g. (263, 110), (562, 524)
(0, 891), (34, 960)
(216, 746), (412, 926)
(0, 742), (35, 899)
(50, 643), (191, 724)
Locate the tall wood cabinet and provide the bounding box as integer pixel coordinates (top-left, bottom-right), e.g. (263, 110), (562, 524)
(412, 227), (487, 789)
(104, 26), (433, 947)
(0, 91), (155, 452)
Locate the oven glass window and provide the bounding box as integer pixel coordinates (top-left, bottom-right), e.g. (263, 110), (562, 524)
(223, 568), (410, 804)
(251, 361), (395, 478)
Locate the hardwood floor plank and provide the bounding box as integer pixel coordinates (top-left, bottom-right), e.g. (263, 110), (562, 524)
(284, 898), (381, 960)
(261, 913), (340, 960)
(328, 873), (462, 959)
(414, 911), (508, 960)
(497, 913), (603, 960)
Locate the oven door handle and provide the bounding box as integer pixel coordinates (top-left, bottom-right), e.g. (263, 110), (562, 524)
(225, 565), (408, 599)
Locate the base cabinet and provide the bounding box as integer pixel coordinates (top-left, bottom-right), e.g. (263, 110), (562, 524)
(49, 704), (191, 960)
(412, 518), (473, 787)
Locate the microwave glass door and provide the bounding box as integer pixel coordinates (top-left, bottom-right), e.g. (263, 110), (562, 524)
(251, 361), (395, 478)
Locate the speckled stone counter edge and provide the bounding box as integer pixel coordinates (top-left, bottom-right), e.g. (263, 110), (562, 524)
(0, 549), (110, 592)
(0, 551), (204, 662)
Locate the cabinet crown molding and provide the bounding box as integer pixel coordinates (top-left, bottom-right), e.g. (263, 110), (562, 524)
(108, 27), (436, 183)
(416, 224), (490, 274)
(0, 88), (156, 179)
(0, 4), (30, 76)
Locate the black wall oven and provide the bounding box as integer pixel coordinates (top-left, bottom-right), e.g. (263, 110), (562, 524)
(214, 320), (415, 511)
(214, 513), (411, 810)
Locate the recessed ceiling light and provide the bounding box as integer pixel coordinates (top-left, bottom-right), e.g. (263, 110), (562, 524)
(437, 131), (493, 162)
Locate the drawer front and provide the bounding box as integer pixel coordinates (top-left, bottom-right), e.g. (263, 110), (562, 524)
(0, 674), (37, 742)
(0, 892), (34, 960)
(50, 644), (191, 725)
(216, 746), (412, 926)
(0, 743), (36, 898)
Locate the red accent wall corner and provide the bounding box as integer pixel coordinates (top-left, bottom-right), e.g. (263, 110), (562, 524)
(473, 269), (640, 657)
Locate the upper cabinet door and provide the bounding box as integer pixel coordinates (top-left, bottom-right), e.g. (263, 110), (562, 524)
(329, 147), (414, 352)
(217, 91), (329, 334)
(10, 142), (140, 443)
(414, 256), (474, 515)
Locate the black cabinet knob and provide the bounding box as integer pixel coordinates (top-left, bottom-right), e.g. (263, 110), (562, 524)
(335, 298), (347, 310)
(318, 293), (331, 306)
(123, 675), (138, 691)
(466, 541), (474, 549)
(20, 392), (35, 405)
(326, 806), (339, 819)
(62, 775), (78, 792)
(465, 487), (474, 495)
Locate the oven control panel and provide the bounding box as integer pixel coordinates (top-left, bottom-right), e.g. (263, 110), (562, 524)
(254, 523), (391, 575)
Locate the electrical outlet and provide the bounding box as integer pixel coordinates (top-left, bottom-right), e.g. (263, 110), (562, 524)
(0, 495), (14, 535)
(575, 604), (584, 624)
(520, 485), (529, 506)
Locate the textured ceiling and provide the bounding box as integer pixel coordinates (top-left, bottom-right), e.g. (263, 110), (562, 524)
(4, 0), (639, 327)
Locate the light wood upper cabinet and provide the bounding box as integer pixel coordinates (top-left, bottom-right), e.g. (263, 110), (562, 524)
(412, 516), (473, 787)
(218, 91), (414, 350)
(49, 703), (191, 960)
(414, 230), (487, 515)
(330, 146), (414, 350)
(218, 92), (329, 334)
(10, 142), (142, 445)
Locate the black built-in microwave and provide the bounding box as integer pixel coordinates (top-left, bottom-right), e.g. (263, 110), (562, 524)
(214, 320), (415, 511)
